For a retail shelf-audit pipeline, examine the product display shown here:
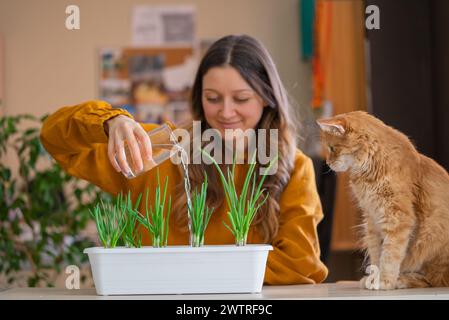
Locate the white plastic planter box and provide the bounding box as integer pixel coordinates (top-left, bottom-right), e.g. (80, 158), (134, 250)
(84, 245), (273, 295)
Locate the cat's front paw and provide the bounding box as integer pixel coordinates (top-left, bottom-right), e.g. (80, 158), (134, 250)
(360, 276), (379, 290)
(360, 274), (398, 290)
(379, 276), (397, 290)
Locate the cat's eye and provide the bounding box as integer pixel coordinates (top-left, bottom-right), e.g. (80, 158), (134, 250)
(328, 145), (335, 153)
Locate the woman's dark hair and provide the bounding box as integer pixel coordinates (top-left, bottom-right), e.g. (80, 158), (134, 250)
(172, 35), (298, 243)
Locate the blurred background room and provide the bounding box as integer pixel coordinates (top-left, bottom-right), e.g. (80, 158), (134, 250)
(0, 0), (448, 288)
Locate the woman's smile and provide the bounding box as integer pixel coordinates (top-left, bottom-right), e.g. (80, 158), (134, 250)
(218, 120), (243, 129)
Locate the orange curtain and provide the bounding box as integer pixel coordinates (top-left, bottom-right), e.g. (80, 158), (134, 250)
(312, 0), (332, 109)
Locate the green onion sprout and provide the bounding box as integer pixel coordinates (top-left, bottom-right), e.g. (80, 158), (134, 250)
(189, 174), (214, 247)
(128, 170), (171, 247)
(202, 149), (278, 246)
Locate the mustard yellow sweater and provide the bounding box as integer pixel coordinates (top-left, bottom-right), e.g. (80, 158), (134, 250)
(40, 100), (328, 285)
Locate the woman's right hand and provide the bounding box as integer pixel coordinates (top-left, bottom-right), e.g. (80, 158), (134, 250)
(104, 115), (154, 175)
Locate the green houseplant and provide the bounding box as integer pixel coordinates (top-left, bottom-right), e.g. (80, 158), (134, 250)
(89, 191), (142, 248)
(0, 114), (108, 287)
(202, 149), (278, 246)
(128, 171), (171, 248)
(120, 191), (143, 248)
(83, 150), (274, 295)
(188, 174), (214, 247)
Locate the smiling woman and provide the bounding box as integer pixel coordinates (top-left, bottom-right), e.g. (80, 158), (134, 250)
(202, 66), (266, 136)
(40, 34), (328, 285)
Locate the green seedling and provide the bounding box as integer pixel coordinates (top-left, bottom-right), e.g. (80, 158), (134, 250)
(119, 191), (143, 248)
(129, 171), (171, 247)
(202, 149), (278, 246)
(89, 196), (127, 248)
(189, 174), (214, 247)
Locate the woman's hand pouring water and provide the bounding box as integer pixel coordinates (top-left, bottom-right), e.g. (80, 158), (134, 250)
(104, 115), (154, 175)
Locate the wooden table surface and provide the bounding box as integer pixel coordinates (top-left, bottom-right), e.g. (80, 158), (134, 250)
(1, 281), (449, 300)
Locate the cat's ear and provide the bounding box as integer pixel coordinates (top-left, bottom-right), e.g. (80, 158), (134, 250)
(317, 118), (346, 136)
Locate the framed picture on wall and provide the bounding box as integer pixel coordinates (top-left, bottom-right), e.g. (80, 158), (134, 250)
(99, 46), (197, 125)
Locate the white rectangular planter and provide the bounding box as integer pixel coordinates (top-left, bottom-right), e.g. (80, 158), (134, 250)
(84, 245), (273, 295)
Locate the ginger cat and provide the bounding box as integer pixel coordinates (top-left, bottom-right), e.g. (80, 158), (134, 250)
(317, 111), (449, 290)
